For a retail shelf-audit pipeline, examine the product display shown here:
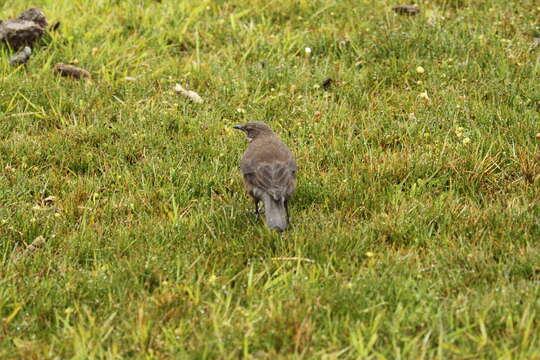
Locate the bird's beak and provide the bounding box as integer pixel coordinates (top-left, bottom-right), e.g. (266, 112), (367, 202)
(233, 125), (245, 131)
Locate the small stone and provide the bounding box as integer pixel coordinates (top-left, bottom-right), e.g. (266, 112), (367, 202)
(392, 4), (420, 15)
(9, 46), (31, 66)
(321, 77), (333, 90)
(173, 84), (204, 103)
(54, 63), (91, 79)
(30, 235), (46, 248)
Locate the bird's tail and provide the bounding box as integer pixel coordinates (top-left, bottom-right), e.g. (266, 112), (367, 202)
(263, 194), (287, 232)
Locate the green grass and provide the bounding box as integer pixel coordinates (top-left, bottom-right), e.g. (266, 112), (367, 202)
(1, 0), (539, 358)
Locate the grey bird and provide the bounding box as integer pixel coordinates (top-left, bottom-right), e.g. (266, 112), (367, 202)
(233, 122), (297, 231)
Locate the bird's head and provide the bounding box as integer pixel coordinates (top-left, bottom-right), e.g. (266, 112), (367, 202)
(233, 121), (273, 142)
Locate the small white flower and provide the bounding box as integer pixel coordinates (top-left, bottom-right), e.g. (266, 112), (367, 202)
(416, 66), (425, 74)
(304, 47), (312, 54)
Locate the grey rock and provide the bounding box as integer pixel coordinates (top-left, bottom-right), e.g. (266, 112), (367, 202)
(9, 46), (31, 66)
(0, 8), (47, 49)
(0, 20), (44, 50)
(17, 8), (48, 29)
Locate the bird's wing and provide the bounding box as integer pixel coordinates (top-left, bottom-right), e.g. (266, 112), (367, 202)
(242, 160), (296, 201)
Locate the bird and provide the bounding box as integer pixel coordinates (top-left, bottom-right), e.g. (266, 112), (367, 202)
(233, 122), (297, 231)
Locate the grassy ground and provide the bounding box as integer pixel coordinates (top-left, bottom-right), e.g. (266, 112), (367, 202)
(1, 0), (539, 358)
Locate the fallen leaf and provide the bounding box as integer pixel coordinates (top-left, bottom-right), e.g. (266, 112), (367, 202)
(43, 195), (56, 205)
(54, 63), (91, 79)
(392, 4), (420, 15)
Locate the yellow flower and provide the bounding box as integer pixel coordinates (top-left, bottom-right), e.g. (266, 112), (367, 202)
(416, 66), (425, 74)
(455, 126), (464, 138)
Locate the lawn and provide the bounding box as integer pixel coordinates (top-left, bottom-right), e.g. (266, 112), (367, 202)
(1, 0), (539, 358)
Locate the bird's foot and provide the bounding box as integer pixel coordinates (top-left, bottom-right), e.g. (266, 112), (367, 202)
(252, 209), (264, 221)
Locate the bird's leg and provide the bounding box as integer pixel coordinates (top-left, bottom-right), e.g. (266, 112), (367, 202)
(253, 199), (260, 221)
